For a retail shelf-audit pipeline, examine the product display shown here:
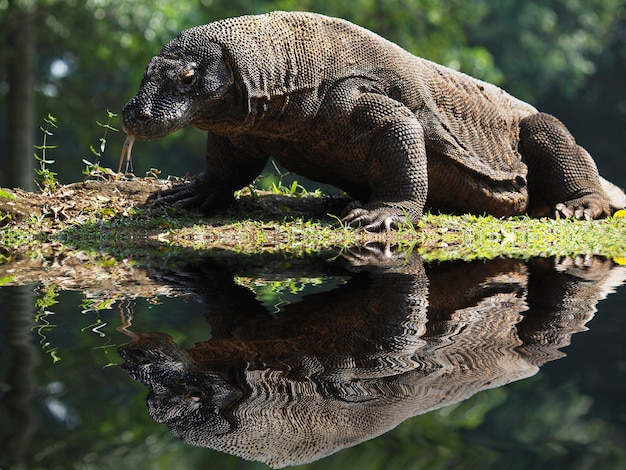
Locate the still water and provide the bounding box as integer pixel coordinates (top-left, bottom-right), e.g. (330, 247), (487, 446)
(1, 246), (625, 469)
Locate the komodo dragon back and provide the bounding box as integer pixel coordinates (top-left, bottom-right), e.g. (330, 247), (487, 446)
(174, 11), (535, 180)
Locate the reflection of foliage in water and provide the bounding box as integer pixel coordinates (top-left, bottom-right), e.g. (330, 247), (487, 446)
(31, 286), (130, 366)
(22, 375), (626, 469)
(32, 284), (61, 363)
(80, 296), (140, 368)
(235, 275), (349, 315)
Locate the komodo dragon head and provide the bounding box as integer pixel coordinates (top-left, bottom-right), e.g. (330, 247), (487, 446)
(118, 332), (242, 437)
(122, 37), (234, 141)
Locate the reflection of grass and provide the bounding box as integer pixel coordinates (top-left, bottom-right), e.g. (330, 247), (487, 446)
(236, 276), (348, 314)
(30, 285), (127, 365)
(160, 210), (626, 262)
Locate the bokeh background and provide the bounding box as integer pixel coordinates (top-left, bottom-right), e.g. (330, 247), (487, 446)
(2, 0), (625, 192)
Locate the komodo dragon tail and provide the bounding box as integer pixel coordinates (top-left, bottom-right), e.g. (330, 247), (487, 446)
(600, 177), (626, 211)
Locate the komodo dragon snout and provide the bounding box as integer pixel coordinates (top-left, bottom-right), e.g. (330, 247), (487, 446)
(122, 42), (233, 141)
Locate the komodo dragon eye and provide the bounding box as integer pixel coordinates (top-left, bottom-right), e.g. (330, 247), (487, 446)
(179, 70), (197, 86)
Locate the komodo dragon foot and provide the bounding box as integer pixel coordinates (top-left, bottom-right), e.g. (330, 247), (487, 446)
(340, 243), (408, 267)
(146, 174), (233, 212)
(340, 202), (410, 232)
(554, 192), (611, 220)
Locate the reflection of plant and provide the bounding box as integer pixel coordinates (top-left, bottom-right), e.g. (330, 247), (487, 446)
(81, 315), (118, 368)
(235, 275), (347, 314)
(469, 375), (626, 466)
(80, 296), (129, 367)
(32, 284), (61, 363)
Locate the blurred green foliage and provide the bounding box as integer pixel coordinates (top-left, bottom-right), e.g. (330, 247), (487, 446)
(1, 0), (625, 183)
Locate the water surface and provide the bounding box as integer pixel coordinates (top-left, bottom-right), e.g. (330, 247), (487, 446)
(1, 247), (625, 469)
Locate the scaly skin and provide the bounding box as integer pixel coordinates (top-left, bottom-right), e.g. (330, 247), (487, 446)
(122, 11), (625, 231)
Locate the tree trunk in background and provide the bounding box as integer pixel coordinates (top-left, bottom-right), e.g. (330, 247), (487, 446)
(6, 0), (36, 191)
(0, 286), (38, 468)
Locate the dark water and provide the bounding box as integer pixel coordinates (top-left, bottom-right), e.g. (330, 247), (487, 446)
(1, 248), (625, 469)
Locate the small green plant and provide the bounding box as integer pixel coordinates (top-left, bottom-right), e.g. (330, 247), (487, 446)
(259, 160), (310, 196)
(83, 110), (119, 178)
(271, 178), (307, 196)
(34, 114), (60, 192)
(398, 208), (418, 234)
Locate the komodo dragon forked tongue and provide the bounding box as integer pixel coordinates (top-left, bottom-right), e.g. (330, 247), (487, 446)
(119, 134), (136, 174)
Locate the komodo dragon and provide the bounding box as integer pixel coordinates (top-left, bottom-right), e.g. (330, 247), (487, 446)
(121, 11), (626, 231)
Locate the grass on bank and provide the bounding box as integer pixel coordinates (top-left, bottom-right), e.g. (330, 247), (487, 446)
(1, 182), (625, 264)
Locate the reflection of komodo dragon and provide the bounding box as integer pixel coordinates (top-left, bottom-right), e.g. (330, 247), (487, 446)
(118, 251), (626, 467)
(122, 11), (626, 231)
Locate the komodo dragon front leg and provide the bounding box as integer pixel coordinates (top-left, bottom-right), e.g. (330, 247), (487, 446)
(321, 84), (428, 231)
(148, 132), (268, 211)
